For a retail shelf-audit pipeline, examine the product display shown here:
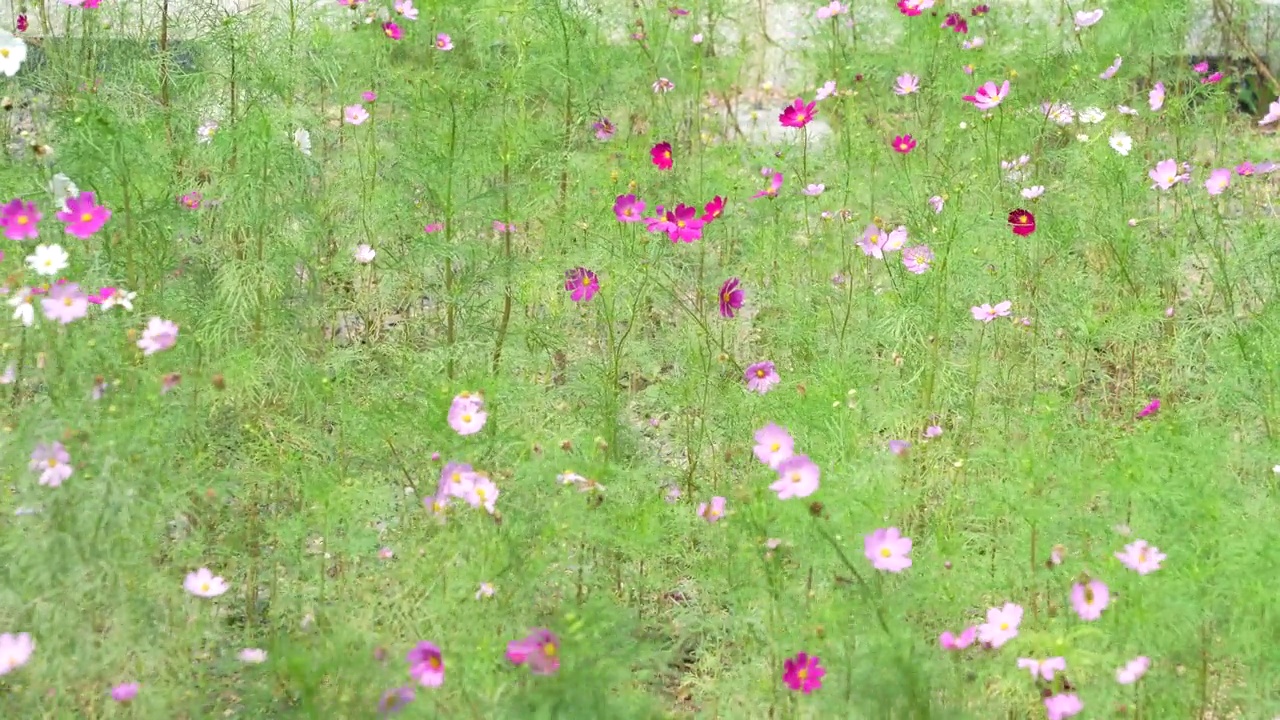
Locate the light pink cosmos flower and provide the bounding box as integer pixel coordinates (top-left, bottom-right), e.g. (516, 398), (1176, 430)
(465, 475), (499, 513)
(354, 244), (376, 264)
(977, 602), (1022, 648)
(753, 423), (795, 469)
(745, 360), (779, 393)
(652, 77), (675, 94)
(1115, 539), (1165, 574)
(1259, 99), (1280, 125)
(1204, 168), (1231, 195)
(30, 442), (72, 487)
(815, 80), (837, 100)
(903, 245), (934, 274)
(184, 567), (229, 598)
(1150, 159), (1180, 190)
(1100, 56), (1122, 79)
(344, 105), (369, 125)
(815, 0), (847, 19)
(971, 301), (1012, 322)
(939, 626), (976, 650)
(0, 633), (34, 676)
(1070, 579), (1110, 621)
(771, 455), (820, 499)
(1044, 693), (1083, 720)
(1021, 186), (1045, 200)
(110, 683), (139, 703)
(1116, 656), (1150, 684)
(883, 225), (907, 252)
(57, 191), (110, 238)
(435, 33), (453, 51)
(864, 527), (912, 572)
(447, 392), (487, 435)
(1017, 656), (1066, 681)
(41, 282), (88, 325)
(858, 224), (887, 258)
(394, 0), (417, 19)
(961, 80), (1009, 110)
(238, 648), (267, 664)
(1149, 82), (1165, 111)
(697, 496), (727, 523)
(894, 73), (920, 95)
(475, 582), (496, 599)
(1042, 101), (1075, 125)
(138, 317), (179, 355)
(928, 195), (944, 213)
(803, 183), (825, 196)
(1073, 9), (1103, 28)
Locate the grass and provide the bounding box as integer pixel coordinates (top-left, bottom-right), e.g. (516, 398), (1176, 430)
(1, 0), (1280, 717)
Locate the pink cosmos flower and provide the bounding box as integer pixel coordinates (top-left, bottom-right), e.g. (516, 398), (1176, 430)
(613, 194), (645, 223)
(1116, 656), (1150, 684)
(1021, 186), (1045, 200)
(593, 117), (616, 140)
(41, 282), (88, 325)
(1201, 71), (1222, 84)
(407, 642), (444, 687)
(1236, 161), (1255, 176)
(697, 496), (726, 523)
(506, 629), (560, 675)
(977, 602), (1022, 647)
(57, 191), (110, 238)
(928, 195), (944, 213)
(651, 141), (673, 170)
(971, 301), (1012, 322)
(16, 14), (27, 31)
(362, 90), (377, 103)
(779, 98), (817, 128)
(438, 461), (476, 498)
(1137, 397), (1160, 418)
(782, 652), (825, 693)
(394, 0), (417, 19)
(745, 361), (779, 394)
(771, 455), (820, 499)
(718, 277), (744, 318)
(1073, 9), (1103, 28)
(1044, 693), (1083, 720)
(1149, 82), (1165, 111)
(382, 22), (402, 40)
(466, 476), (499, 513)
(110, 683), (139, 703)
(1193, 61), (1209, 73)
(565, 267), (599, 302)
(30, 441), (72, 487)
(891, 134), (917, 154)
(939, 626), (976, 650)
(665, 204), (705, 242)
(1017, 657), (1066, 681)
(894, 73), (920, 95)
(753, 423), (794, 469)
(1115, 539), (1165, 574)
(883, 226), (908, 252)
(184, 567), (229, 598)
(1149, 159), (1180, 189)
(815, 80), (837, 100)
(1070, 579), (1110, 621)
(962, 80), (1009, 110)
(924, 424), (943, 438)
(897, 0), (934, 16)
(864, 527), (912, 572)
(751, 172), (783, 199)
(903, 245), (934, 274)
(344, 105), (369, 125)
(652, 77), (675, 93)
(1260, 99), (1280, 125)
(702, 196), (725, 223)
(858, 224), (887, 259)
(138, 317), (179, 355)
(378, 686), (416, 714)
(179, 191), (202, 210)
(942, 11), (968, 32)
(435, 33), (453, 50)
(0, 199), (40, 240)
(0, 633), (34, 675)
(423, 222), (443, 233)
(888, 439), (911, 456)
(1204, 168), (1231, 195)
(1100, 56), (1122, 79)
(447, 392), (487, 436)
(815, 1), (848, 20)
(803, 183), (825, 196)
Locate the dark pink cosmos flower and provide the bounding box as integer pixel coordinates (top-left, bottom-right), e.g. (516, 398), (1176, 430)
(1008, 208), (1036, 236)
(0, 199), (41, 240)
(1201, 72), (1222, 84)
(613, 194), (646, 223)
(971, 4), (989, 15)
(1193, 61), (1209, 73)
(1236, 161), (1255, 176)
(57, 191), (111, 239)
(383, 22), (402, 40)
(778, 98), (817, 128)
(751, 172), (783, 199)
(423, 223), (443, 233)
(651, 141), (673, 170)
(718, 277), (743, 318)
(506, 628), (560, 675)
(16, 14), (27, 31)
(891, 134), (916, 154)
(669, 6), (689, 15)
(644, 206), (674, 235)
(896, 0), (932, 16)
(593, 117), (616, 140)
(782, 652), (825, 694)
(665, 204), (704, 242)
(179, 192), (202, 210)
(942, 12), (968, 33)
(564, 267), (599, 302)
(702, 196), (725, 222)
(1136, 398), (1160, 418)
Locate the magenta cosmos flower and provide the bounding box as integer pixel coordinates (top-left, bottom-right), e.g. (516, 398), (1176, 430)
(664, 204), (704, 243)
(902, 245), (933, 274)
(447, 392), (487, 435)
(506, 628), (560, 675)
(897, 0), (934, 16)
(1070, 579), (1109, 620)
(593, 117), (616, 140)
(753, 423), (794, 469)
(138, 317), (179, 355)
(407, 641), (444, 687)
(697, 496), (726, 523)
(744, 360), (779, 394)
(0, 199), (41, 240)
(939, 626), (976, 650)
(779, 98), (817, 128)
(771, 455), (820, 499)
(30, 441), (72, 487)
(57, 191), (110, 238)
(564, 267), (599, 302)
(718, 277), (744, 317)
(382, 22), (402, 40)
(864, 527), (912, 572)
(110, 683), (139, 703)
(651, 141), (673, 170)
(782, 652), (824, 693)
(751, 171), (783, 199)
(977, 602), (1022, 647)
(891, 134), (917, 154)
(702, 196), (725, 223)
(1136, 397), (1160, 418)
(613, 194), (645, 223)
(1116, 539), (1165, 573)
(962, 80), (1009, 110)
(1044, 693), (1083, 720)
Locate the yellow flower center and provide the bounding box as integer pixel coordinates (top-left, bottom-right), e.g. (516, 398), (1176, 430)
(871, 234), (879, 243)
(544, 642), (557, 657)
(755, 369), (765, 378)
(797, 668), (808, 681)
(1018, 214), (1028, 223)
(1138, 552), (1147, 563)
(80, 213), (92, 223)
(790, 472), (802, 483)
(0, 49), (9, 58)
(769, 443), (780, 452)
(428, 656), (441, 669)
(462, 414), (472, 423)
(663, 151), (670, 159)
(200, 582), (210, 593)
(16, 215), (27, 225)
(999, 622), (1009, 630)
(795, 113), (807, 123)
(63, 297), (73, 307)
(47, 459), (57, 468)
(451, 472), (461, 483)
(880, 547), (891, 558)
(676, 220), (685, 228)
(476, 488), (487, 500)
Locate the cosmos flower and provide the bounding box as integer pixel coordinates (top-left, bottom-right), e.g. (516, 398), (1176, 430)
(939, 626), (976, 650)
(1018, 657), (1066, 681)
(593, 117), (616, 140)
(864, 527), (912, 572)
(382, 22), (402, 40)
(971, 301), (1013, 322)
(902, 245), (934, 274)
(1205, 168), (1231, 196)
(1110, 131), (1133, 156)
(652, 77), (675, 94)
(894, 73), (920, 95)
(614, 194), (646, 223)
(1115, 539), (1165, 574)
(779, 97), (817, 128)
(702, 196), (725, 222)
(344, 105), (370, 125)
(977, 602), (1022, 648)
(30, 442), (72, 487)
(565, 267), (600, 302)
(447, 393), (487, 436)
(782, 652), (825, 693)
(1149, 82), (1165, 111)
(57, 191), (110, 238)
(110, 683), (139, 703)
(751, 172), (783, 199)
(0, 199), (40, 240)
(697, 496), (727, 523)
(239, 648), (268, 663)
(962, 80), (1009, 110)
(1070, 579), (1110, 621)
(718, 277), (744, 317)
(407, 642), (445, 687)
(1149, 159), (1180, 190)
(1044, 693), (1083, 720)
(138, 317), (179, 355)
(354, 244), (376, 264)
(651, 141), (673, 170)
(184, 567), (229, 598)
(434, 33), (452, 50)
(816, 1), (848, 20)
(891, 134), (917, 153)
(506, 628), (560, 675)
(1074, 8), (1103, 28)
(1116, 656), (1150, 684)
(744, 361), (779, 394)
(40, 282), (88, 325)
(752, 423), (794, 469)
(1008, 208), (1036, 236)
(770, 455), (820, 499)
(1100, 56), (1122, 79)
(815, 80), (837, 100)
(0, 633), (34, 676)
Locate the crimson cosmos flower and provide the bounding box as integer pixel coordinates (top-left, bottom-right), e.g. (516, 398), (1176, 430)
(1008, 208), (1036, 236)
(651, 141), (673, 170)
